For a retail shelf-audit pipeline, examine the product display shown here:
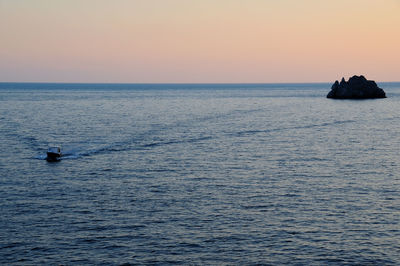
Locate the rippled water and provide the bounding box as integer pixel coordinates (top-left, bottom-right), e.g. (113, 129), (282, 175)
(1, 83), (400, 264)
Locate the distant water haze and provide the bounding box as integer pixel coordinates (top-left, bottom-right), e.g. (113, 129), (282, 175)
(0, 0), (399, 83)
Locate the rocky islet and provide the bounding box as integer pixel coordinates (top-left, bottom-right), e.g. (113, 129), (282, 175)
(327, 75), (386, 99)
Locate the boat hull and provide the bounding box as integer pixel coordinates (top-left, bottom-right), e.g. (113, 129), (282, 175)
(46, 152), (62, 161)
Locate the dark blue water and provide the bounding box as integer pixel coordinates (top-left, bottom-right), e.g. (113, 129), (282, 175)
(1, 83), (400, 265)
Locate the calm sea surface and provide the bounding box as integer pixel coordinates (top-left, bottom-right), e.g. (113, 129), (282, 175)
(1, 83), (400, 265)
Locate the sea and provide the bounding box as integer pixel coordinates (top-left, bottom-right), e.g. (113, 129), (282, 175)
(1, 82), (400, 265)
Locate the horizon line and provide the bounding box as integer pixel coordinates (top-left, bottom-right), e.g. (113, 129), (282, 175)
(1, 80), (400, 85)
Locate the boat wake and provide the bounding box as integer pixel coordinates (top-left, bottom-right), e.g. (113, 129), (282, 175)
(35, 135), (213, 161)
(36, 119), (356, 161)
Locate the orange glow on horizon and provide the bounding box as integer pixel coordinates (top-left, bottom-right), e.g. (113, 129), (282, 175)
(0, 0), (399, 82)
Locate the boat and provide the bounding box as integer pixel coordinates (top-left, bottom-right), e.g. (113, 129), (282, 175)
(46, 147), (62, 161)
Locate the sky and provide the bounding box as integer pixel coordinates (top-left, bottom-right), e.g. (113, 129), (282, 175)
(0, 0), (399, 83)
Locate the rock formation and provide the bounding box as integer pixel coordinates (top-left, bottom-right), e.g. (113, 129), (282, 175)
(327, 75), (386, 99)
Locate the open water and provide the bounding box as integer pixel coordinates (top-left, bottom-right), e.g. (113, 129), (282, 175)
(1, 82), (400, 265)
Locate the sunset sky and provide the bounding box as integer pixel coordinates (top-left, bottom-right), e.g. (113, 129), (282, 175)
(1, 0), (399, 83)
